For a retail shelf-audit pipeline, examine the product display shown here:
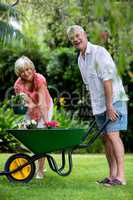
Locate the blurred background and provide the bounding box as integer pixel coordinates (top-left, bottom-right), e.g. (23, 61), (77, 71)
(0, 0), (132, 153)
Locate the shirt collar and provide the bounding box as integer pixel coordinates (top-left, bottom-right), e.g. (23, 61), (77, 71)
(85, 42), (91, 55)
(79, 42), (92, 58)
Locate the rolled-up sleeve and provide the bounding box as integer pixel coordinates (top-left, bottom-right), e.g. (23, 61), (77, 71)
(34, 74), (47, 90)
(96, 47), (116, 81)
(14, 79), (23, 94)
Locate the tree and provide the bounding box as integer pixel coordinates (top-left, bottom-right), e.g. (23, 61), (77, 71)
(0, 0), (23, 43)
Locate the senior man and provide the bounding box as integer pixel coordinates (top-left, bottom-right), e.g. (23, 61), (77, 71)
(67, 25), (128, 186)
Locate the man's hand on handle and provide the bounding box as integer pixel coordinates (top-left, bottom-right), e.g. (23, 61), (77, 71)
(106, 104), (119, 121)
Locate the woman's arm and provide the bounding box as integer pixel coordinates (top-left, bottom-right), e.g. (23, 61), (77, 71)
(14, 80), (36, 109)
(37, 84), (49, 122)
(103, 80), (118, 121)
(23, 94), (36, 109)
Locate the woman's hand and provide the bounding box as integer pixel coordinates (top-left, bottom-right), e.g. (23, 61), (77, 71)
(21, 93), (36, 109)
(106, 104), (119, 121)
(20, 93), (29, 102)
(28, 102), (36, 109)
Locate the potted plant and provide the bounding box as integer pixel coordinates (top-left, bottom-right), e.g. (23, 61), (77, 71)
(11, 93), (28, 115)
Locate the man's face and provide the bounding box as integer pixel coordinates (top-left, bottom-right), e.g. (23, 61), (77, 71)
(69, 29), (87, 52)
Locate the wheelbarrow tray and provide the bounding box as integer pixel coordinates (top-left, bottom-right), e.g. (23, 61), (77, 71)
(7, 128), (85, 154)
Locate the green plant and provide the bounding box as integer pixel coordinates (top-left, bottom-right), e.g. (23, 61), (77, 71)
(46, 47), (82, 93)
(0, 100), (22, 152)
(0, 1), (23, 43)
(53, 103), (87, 129)
(11, 93), (25, 105)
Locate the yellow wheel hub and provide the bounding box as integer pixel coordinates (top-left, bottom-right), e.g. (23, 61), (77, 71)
(9, 158), (31, 180)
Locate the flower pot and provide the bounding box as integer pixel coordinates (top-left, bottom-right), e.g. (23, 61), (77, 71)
(12, 105), (28, 115)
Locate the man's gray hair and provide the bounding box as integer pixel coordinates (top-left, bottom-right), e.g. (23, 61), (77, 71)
(67, 25), (85, 39)
(15, 56), (35, 76)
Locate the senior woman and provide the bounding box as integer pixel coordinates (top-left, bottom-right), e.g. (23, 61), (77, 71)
(14, 55), (53, 179)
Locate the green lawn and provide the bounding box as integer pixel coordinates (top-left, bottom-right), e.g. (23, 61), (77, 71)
(0, 154), (133, 200)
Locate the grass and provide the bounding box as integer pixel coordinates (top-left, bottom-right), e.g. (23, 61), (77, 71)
(0, 154), (133, 200)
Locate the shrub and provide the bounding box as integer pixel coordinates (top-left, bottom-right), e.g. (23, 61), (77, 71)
(0, 100), (22, 152)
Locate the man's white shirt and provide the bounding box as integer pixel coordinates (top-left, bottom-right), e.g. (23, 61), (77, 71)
(78, 42), (128, 115)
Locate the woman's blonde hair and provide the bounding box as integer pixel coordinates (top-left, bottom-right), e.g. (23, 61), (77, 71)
(15, 56), (35, 76)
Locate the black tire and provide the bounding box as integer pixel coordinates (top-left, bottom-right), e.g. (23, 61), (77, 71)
(4, 153), (36, 183)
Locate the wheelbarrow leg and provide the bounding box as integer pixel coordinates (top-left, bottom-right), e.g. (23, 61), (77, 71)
(58, 151), (66, 171)
(46, 151), (73, 176)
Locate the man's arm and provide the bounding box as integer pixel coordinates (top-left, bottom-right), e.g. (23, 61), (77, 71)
(103, 80), (119, 121)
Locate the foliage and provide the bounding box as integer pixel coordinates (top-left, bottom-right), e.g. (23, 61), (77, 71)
(0, 100), (22, 152)
(18, 0), (82, 47)
(53, 101), (87, 129)
(46, 47), (82, 94)
(0, 1), (23, 43)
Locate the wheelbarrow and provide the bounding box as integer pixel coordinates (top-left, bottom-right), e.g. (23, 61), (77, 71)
(0, 117), (112, 183)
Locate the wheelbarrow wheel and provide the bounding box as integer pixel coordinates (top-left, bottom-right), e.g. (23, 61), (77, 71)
(4, 153), (36, 183)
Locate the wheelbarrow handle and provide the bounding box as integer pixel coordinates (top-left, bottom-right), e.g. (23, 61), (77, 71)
(78, 112), (122, 149)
